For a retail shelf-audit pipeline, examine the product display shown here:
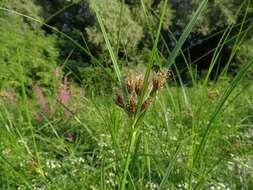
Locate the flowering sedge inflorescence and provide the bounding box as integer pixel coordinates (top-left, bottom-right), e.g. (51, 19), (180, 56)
(114, 69), (169, 117)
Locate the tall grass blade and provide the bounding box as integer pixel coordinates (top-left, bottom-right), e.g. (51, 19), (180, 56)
(91, 1), (123, 89)
(158, 142), (184, 190)
(203, 25), (233, 85)
(163, 0), (208, 68)
(135, 0), (168, 117)
(220, 0), (251, 77)
(204, 0), (247, 84)
(194, 58), (253, 164)
(44, 2), (76, 23)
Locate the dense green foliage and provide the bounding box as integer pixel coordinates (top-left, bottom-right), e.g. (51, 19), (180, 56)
(170, 0), (247, 34)
(35, 0), (253, 90)
(1, 80), (253, 189)
(0, 0), (59, 90)
(0, 1), (253, 189)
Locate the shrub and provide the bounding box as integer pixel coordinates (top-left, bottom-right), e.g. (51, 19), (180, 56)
(79, 66), (113, 94)
(0, 3), (59, 91)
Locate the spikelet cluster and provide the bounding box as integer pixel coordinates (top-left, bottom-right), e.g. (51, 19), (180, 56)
(114, 69), (169, 117)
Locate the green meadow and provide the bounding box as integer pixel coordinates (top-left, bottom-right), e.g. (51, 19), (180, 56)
(0, 0), (253, 189)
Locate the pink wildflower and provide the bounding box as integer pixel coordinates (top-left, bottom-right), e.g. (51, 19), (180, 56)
(35, 84), (47, 111)
(58, 75), (70, 105)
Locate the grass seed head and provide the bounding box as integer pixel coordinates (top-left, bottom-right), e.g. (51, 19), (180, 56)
(128, 93), (137, 117)
(114, 70), (169, 117)
(141, 97), (152, 112)
(115, 90), (125, 108)
(135, 75), (143, 96)
(152, 70), (168, 92)
(126, 77), (134, 94)
(58, 75), (70, 106)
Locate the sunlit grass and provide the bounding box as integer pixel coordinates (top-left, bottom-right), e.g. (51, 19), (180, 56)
(0, 0), (253, 189)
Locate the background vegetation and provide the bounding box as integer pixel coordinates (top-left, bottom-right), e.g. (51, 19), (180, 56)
(0, 0), (253, 189)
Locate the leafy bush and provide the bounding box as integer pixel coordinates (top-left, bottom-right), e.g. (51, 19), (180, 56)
(79, 66), (113, 94)
(0, 5), (59, 90)
(0, 0), (43, 27)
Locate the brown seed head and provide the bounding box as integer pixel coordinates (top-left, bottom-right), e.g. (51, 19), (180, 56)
(128, 93), (137, 117)
(135, 75), (143, 96)
(152, 75), (160, 91)
(126, 78), (134, 94)
(153, 71), (168, 92)
(141, 97), (152, 112)
(115, 90), (125, 108)
(67, 131), (74, 141)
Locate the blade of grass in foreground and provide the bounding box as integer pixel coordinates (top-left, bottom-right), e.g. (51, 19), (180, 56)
(91, 1), (123, 91)
(194, 58), (253, 165)
(220, 0), (251, 77)
(0, 153), (33, 189)
(119, 1), (169, 189)
(204, 0), (247, 85)
(158, 139), (186, 190)
(203, 25), (233, 85)
(163, 0), (208, 68)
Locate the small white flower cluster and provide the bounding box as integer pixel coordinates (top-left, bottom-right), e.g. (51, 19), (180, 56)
(177, 182), (189, 189)
(105, 172), (116, 187)
(90, 185), (98, 190)
(98, 141), (108, 149)
(2, 148), (11, 155)
(209, 182), (231, 190)
(68, 156), (86, 165)
(69, 169), (78, 176)
(230, 154), (253, 171)
(145, 181), (159, 189)
(31, 179), (46, 190)
(45, 159), (61, 169)
(98, 133), (111, 149)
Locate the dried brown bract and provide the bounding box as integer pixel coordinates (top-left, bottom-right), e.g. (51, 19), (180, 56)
(114, 90), (125, 108)
(152, 70), (168, 92)
(128, 93), (137, 117)
(126, 77), (134, 94)
(135, 75), (143, 96)
(141, 97), (152, 112)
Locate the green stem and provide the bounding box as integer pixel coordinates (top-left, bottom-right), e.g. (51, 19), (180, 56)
(120, 128), (138, 190)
